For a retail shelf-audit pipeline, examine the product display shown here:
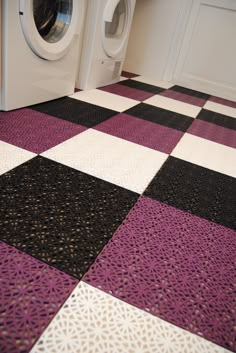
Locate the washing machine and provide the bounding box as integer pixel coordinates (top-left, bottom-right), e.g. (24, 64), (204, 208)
(76, 0), (136, 90)
(0, 0), (85, 111)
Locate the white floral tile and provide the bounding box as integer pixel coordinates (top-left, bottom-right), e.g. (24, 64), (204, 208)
(30, 282), (229, 353)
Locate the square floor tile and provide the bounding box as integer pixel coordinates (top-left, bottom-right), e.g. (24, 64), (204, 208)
(0, 156), (138, 278)
(132, 75), (174, 89)
(31, 281), (228, 353)
(118, 76), (128, 81)
(171, 133), (236, 178)
(99, 83), (155, 101)
(160, 90), (207, 107)
(170, 85), (210, 100)
(209, 95), (236, 109)
(84, 197), (236, 352)
(121, 70), (140, 78)
(197, 108), (236, 131)
(70, 89), (139, 112)
(0, 242), (78, 353)
(0, 109), (86, 154)
(187, 119), (236, 149)
(144, 95), (202, 118)
(95, 113), (184, 154)
(30, 97), (117, 128)
(0, 140), (35, 175)
(42, 129), (168, 194)
(144, 156), (236, 230)
(204, 101), (236, 118)
(125, 103), (194, 132)
(118, 79), (165, 94)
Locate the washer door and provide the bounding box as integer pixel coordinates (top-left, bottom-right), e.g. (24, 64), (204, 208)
(102, 0), (132, 58)
(19, 0), (80, 61)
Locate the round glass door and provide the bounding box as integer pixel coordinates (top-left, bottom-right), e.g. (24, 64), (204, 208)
(103, 0), (132, 58)
(105, 0), (127, 39)
(19, 0), (81, 61)
(33, 0), (73, 43)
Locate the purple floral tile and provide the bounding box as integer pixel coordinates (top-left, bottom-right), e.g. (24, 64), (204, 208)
(84, 196), (236, 352)
(99, 83), (154, 101)
(160, 90), (206, 107)
(209, 95), (236, 108)
(0, 241), (78, 353)
(121, 71), (140, 78)
(187, 119), (236, 148)
(94, 113), (183, 154)
(0, 108), (86, 154)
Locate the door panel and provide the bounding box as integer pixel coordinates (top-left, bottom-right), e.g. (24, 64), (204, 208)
(173, 0), (236, 101)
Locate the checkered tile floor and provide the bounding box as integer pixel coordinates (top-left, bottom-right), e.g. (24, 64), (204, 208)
(0, 72), (235, 353)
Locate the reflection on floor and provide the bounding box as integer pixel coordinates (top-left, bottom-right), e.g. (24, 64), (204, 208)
(0, 72), (235, 353)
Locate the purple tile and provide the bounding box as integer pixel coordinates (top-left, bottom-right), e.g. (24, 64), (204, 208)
(188, 119), (236, 148)
(160, 90), (206, 107)
(209, 95), (236, 108)
(121, 71), (140, 78)
(99, 83), (154, 101)
(84, 197), (236, 352)
(94, 113), (183, 154)
(0, 242), (78, 353)
(0, 108), (86, 154)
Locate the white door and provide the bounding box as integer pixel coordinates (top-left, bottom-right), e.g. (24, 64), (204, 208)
(173, 0), (236, 101)
(19, 0), (80, 61)
(102, 0), (135, 58)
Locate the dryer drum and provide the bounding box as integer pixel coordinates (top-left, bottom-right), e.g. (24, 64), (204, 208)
(33, 0), (73, 43)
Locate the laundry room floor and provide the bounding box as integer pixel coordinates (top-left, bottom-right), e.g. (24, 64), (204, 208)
(0, 73), (236, 353)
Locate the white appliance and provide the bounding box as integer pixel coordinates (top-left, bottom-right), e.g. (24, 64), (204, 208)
(76, 0), (136, 90)
(0, 0), (85, 111)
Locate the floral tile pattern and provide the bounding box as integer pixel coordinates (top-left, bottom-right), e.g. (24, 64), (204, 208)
(0, 71), (235, 353)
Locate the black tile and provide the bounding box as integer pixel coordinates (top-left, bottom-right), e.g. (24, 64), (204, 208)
(30, 97), (118, 128)
(171, 86), (210, 100)
(125, 103), (194, 132)
(197, 108), (236, 131)
(0, 156), (139, 279)
(144, 157), (236, 230)
(118, 79), (165, 94)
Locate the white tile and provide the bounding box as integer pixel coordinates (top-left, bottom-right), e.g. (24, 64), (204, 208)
(144, 95), (202, 118)
(0, 141), (36, 175)
(171, 134), (236, 178)
(41, 129), (167, 194)
(204, 101), (236, 118)
(30, 282), (229, 353)
(119, 76), (128, 81)
(132, 75), (174, 89)
(70, 89), (139, 112)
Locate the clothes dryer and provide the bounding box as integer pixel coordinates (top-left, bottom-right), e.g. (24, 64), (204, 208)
(76, 0), (136, 90)
(1, 0), (85, 111)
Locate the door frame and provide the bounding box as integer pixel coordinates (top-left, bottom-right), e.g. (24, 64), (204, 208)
(162, 0), (194, 82)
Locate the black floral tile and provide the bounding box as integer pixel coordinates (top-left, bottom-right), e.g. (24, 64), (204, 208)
(30, 97), (118, 128)
(144, 156), (236, 230)
(171, 86), (210, 100)
(0, 156), (139, 279)
(197, 108), (236, 131)
(125, 103), (194, 132)
(118, 79), (165, 94)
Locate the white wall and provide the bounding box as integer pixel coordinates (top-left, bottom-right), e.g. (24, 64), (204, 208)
(124, 0), (185, 80)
